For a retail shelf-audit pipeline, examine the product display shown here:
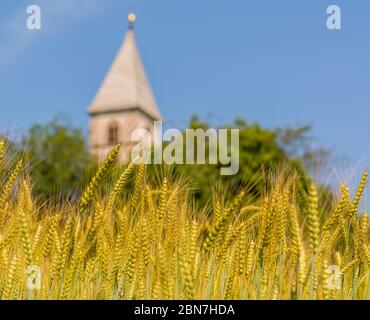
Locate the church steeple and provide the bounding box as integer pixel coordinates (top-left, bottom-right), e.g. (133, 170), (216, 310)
(88, 13), (162, 121)
(88, 14), (163, 162)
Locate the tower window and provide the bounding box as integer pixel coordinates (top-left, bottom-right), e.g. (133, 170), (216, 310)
(108, 121), (119, 145)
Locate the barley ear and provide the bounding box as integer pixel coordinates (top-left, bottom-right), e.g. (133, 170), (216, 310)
(130, 164), (145, 208)
(79, 144), (121, 213)
(308, 182), (320, 255)
(0, 140), (4, 169)
(0, 159), (23, 226)
(107, 161), (135, 213)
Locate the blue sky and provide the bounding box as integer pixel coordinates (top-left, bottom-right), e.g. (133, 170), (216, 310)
(1, 0), (370, 168)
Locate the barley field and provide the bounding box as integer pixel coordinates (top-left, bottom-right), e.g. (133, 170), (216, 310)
(0, 141), (369, 300)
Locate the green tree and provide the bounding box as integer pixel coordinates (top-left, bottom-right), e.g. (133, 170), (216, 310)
(177, 116), (328, 205)
(23, 118), (89, 197)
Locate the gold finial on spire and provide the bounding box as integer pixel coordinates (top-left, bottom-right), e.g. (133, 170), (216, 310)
(128, 13), (136, 29)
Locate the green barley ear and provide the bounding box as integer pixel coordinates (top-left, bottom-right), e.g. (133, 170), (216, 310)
(79, 144), (121, 213)
(308, 182), (320, 255)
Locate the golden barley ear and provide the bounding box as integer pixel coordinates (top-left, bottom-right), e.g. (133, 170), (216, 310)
(130, 163), (145, 208)
(107, 161), (136, 213)
(79, 144), (121, 213)
(351, 171), (368, 218)
(0, 140), (4, 169)
(204, 190), (245, 253)
(0, 159), (24, 227)
(22, 179), (33, 213)
(178, 247), (195, 300)
(18, 206), (33, 266)
(308, 182), (320, 255)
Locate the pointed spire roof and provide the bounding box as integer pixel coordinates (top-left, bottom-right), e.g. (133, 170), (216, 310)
(88, 14), (162, 120)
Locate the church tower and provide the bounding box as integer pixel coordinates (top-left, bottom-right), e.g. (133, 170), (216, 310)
(88, 13), (162, 162)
